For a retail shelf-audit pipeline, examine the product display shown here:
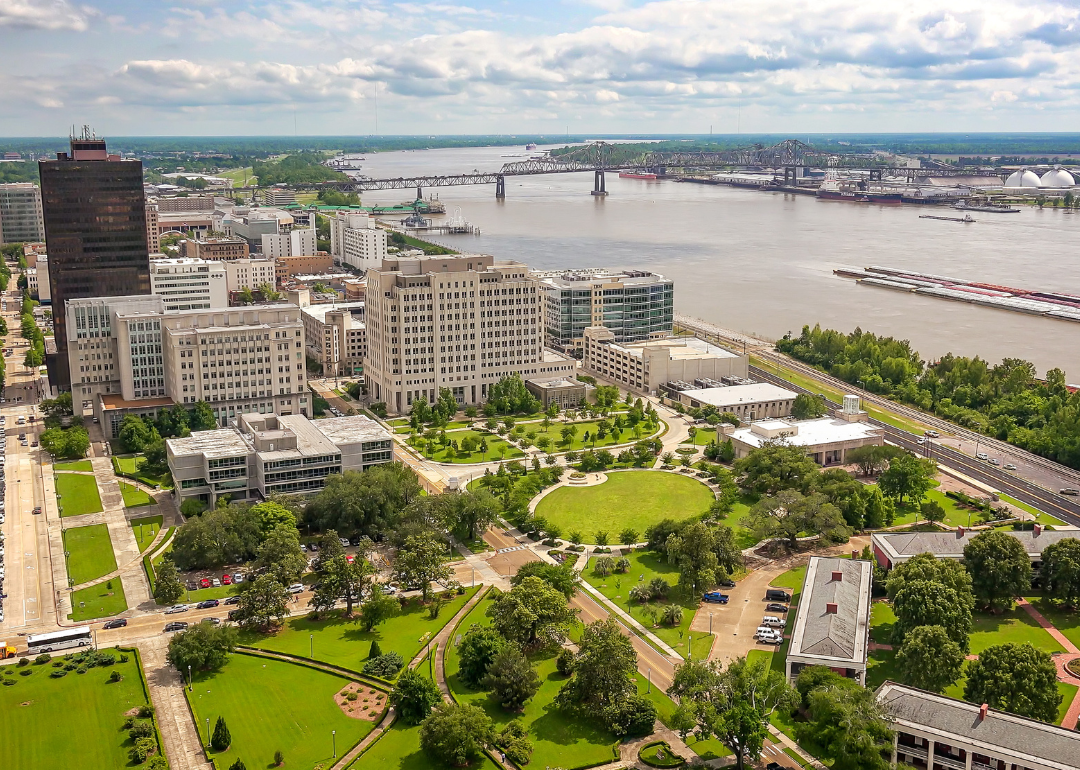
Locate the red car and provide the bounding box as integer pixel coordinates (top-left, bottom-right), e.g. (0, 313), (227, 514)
(345, 554), (355, 564)
(222, 574), (232, 585)
(199, 577), (211, 589)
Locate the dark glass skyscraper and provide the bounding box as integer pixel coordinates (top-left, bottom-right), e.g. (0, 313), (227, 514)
(39, 133), (151, 390)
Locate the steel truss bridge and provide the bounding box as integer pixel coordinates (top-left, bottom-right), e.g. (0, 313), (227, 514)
(226, 140), (1005, 198)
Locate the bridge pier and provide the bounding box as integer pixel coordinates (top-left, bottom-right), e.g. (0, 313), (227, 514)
(783, 166), (797, 186)
(495, 174), (505, 199)
(591, 170), (608, 196)
(416, 184), (423, 200)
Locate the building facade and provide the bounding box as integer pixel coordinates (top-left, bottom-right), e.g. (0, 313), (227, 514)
(871, 525), (1069, 570)
(262, 189), (296, 206)
(39, 134), (152, 390)
(329, 213), (387, 271)
(0, 182), (46, 244)
(300, 301), (367, 379)
(276, 254), (334, 281)
(145, 204), (160, 254)
(261, 228), (316, 259)
(34, 255), (50, 303)
(156, 195), (215, 213)
(179, 237), (250, 262)
(669, 383), (797, 419)
(582, 326), (748, 394)
(536, 268), (674, 354)
(524, 376), (589, 410)
(167, 413), (393, 506)
(149, 258), (228, 311)
(725, 417), (884, 465)
(222, 258), (278, 293)
(365, 254), (575, 414)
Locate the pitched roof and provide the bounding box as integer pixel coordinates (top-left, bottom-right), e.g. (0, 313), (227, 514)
(872, 528), (1080, 562)
(787, 556), (872, 667)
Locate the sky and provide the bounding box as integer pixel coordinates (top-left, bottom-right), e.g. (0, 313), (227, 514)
(3, 0), (1080, 136)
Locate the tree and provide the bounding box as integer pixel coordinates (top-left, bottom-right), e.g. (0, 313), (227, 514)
(798, 681), (893, 770)
(457, 625), (508, 687)
(496, 720), (534, 765)
(190, 401), (218, 431)
(249, 501), (297, 538)
(667, 656), (797, 770)
(482, 644), (541, 710)
(255, 525), (306, 586)
(619, 528), (639, 546)
(153, 557), (185, 605)
(391, 668), (442, 724)
(170, 505), (262, 570)
(862, 486), (894, 528)
(846, 444), (903, 477)
(305, 465), (421, 538)
(815, 468), (868, 529)
(885, 552), (974, 609)
(355, 591), (397, 632)
(557, 618), (637, 716)
(964, 643), (1061, 722)
(791, 393), (827, 420)
(235, 574), (290, 629)
(118, 415), (154, 452)
(891, 580), (971, 651)
(393, 531), (452, 602)
(228, 760), (246, 770)
(420, 702), (496, 766)
(39, 391), (73, 419)
(211, 716), (232, 751)
(489, 576), (577, 648)
(895, 625), (965, 693)
(320, 552), (372, 616)
(509, 561), (579, 598)
(742, 490), (851, 548)
(1042, 538), (1080, 607)
(664, 521), (741, 594)
(40, 426), (90, 459)
(734, 440), (819, 496)
(437, 489), (501, 542)
(963, 530), (1032, 611)
(167, 622), (237, 674)
(877, 453), (936, 507)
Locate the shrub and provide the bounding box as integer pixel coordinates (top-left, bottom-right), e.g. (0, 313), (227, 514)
(368, 640), (382, 659)
(661, 605), (683, 627)
(123, 716), (137, 730)
(138, 704), (156, 718)
(19, 669), (32, 676)
(109, 670), (124, 683)
(497, 720), (534, 765)
(120, 653), (130, 663)
(16, 658), (29, 667)
(556, 647), (575, 676)
(130, 721), (155, 740)
(129, 737), (156, 763)
(95, 651), (116, 667)
(2, 679), (14, 686)
(63, 662), (77, 671)
(51, 661), (63, 668)
(76, 666), (88, 674)
(34, 654), (52, 665)
(211, 715), (232, 751)
(274, 750), (284, 767)
(605, 694), (659, 737)
(363, 652), (404, 678)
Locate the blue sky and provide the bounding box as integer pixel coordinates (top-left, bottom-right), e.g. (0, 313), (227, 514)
(2, 0), (1080, 135)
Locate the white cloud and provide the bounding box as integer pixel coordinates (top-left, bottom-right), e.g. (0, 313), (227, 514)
(0, 0), (96, 31)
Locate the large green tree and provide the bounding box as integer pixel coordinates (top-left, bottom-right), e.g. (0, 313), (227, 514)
(392, 531), (452, 602)
(170, 505), (262, 570)
(305, 464), (422, 538)
(391, 668), (442, 724)
(664, 521), (742, 593)
(734, 440), (819, 495)
(742, 489), (851, 548)
(153, 557), (185, 606)
(885, 552), (974, 609)
(877, 453), (936, 507)
(891, 580), (972, 651)
(963, 530), (1032, 611)
(482, 644), (541, 711)
(166, 623), (238, 674)
(895, 625), (966, 693)
(797, 680), (893, 770)
(964, 643), (1061, 722)
(509, 561), (579, 599)
(420, 703), (496, 766)
(557, 618), (637, 715)
(457, 625), (508, 687)
(791, 393), (827, 420)
(254, 525), (307, 586)
(815, 468), (869, 530)
(488, 576), (577, 648)
(190, 401), (218, 431)
(235, 574), (290, 629)
(1042, 538), (1080, 607)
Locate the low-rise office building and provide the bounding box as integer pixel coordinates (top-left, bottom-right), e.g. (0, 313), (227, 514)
(158, 211), (213, 237)
(671, 382), (797, 420)
(524, 376), (589, 410)
(583, 326), (747, 394)
(222, 258), (278, 293)
(786, 556), (872, 684)
(877, 681), (1079, 770)
(149, 258), (228, 311)
(300, 301), (367, 379)
(261, 228), (316, 258)
(871, 525), (1073, 570)
(276, 254), (334, 281)
(155, 194), (215, 213)
(168, 412), (393, 506)
(726, 417), (883, 465)
(179, 237), (250, 262)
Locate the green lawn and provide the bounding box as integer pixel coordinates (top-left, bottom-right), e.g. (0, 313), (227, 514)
(535, 471), (714, 540)
(1027, 598), (1080, 650)
(999, 494), (1067, 526)
(970, 607), (1066, 655)
(53, 460), (92, 471)
(112, 454), (172, 489)
(120, 482), (153, 508)
(771, 566), (807, 604)
(240, 589), (478, 670)
(55, 472), (103, 517)
(69, 580), (128, 621)
(130, 515), (163, 552)
(0, 652), (151, 770)
(502, 417), (662, 454)
(409, 430), (525, 464)
(63, 524), (117, 584)
(870, 602), (896, 645)
(581, 550), (714, 658)
(445, 593), (620, 770)
(188, 653), (376, 770)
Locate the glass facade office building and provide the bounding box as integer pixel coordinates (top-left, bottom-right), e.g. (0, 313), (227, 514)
(40, 136), (151, 390)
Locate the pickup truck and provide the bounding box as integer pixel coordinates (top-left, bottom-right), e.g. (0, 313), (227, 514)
(702, 592), (729, 604)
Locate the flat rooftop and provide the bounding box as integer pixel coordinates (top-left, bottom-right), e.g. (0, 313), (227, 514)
(877, 681), (1080, 770)
(542, 348), (575, 364)
(788, 557), (872, 667)
(526, 376), (583, 390)
(311, 415), (393, 445)
(609, 335), (739, 361)
(732, 417), (882, 448)
(300, 301), (366, 324)
(101, 394), (174, 411)
(167, 428), (250, 460)
(872, 528), (1078, 562)
(533, 267), (671, 288)
(679, 383), (796, 408)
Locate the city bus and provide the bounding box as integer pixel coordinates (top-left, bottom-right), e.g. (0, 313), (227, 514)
(26, 626), (92, 653)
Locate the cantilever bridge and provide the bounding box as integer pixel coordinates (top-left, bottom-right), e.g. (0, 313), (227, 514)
(228, 140), (999, 198)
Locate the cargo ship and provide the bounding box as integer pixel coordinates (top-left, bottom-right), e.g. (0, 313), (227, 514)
(817, 172), (868, 202)
(953, 200), (1021, 213)
(619, 172), (658, 180)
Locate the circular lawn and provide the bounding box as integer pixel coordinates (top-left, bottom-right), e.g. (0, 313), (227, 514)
(534, 471), (714, 541)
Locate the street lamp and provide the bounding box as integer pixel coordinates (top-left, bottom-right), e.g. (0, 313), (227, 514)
(309, 633), (313, 659)
(332, 730), (337, 759)
(188, 665), (192, 692)
(709, 613), (713, 635)
(206, 718), (210, 750)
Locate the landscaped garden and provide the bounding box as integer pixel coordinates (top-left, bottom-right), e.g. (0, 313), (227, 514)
(581, 550), (714, 659)
(188, 652), (377, 770)
(53, 459), (93, 471)
(69, 581), (128, 621)
(0, 649), (151, 770)
(239, 588), (479, 671)
(534, 471), (714, 539)
(55, 472), (103, 517)
(444, 592), (620, 770)
(62, 523), (117, 584)
(130, 515), (163, 552)
(112, 454), (172, 488)
(120, 481), (153, 508)
(408, 429), (525, 464)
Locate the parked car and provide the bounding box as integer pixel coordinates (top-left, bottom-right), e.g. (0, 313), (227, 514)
(212, 578), (221, 587)
(227, 609), (241, 621)
(186, 581), (199, 591)
(232, 573), (244, 583)
(164, 604), (189, 614)
(221, 574), (232, 585)
(766, 603), (789, 613)
(757, 632), (783, 646)
(762, 615), (786, 628)
(223, 596), (240, 606)
(308, 543), (318, 552)
(102, 618), (128, 629)
(765, 589), (791, 603)
(196, 599), (220, 609)
(201, 617), (221, 625)
(702, 592), (729, 604)
(199, 578), (211, 589)
(164, 622), (188, 632)
(345, 554), (355, 564)
(339, 537), (350, 547)
(288, 583), (304, 594)
(717, 579), (736, 588)
(31, 507), (41, 515)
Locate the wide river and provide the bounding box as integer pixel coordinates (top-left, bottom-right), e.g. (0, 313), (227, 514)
(357, 144), (1080, 381)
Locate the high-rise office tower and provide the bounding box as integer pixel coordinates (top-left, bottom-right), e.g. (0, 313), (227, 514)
(39, 128), (151, 389)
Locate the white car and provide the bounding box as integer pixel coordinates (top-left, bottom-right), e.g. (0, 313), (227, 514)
(164, 604), (189, 614)
(988, 458), (1000, 466)
(233, 573), (244, 583)
(288, 583), (304, 594)
(1004, 463), (1017, 471)
(339, 537), (350, 547)
(976, 452), (988, 460)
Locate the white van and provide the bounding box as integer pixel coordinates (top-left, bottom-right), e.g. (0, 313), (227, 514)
(757, 630), (783, 645)
(762, 616), (786, 629)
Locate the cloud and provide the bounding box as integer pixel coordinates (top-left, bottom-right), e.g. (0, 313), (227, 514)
(0, 0), (97, 30)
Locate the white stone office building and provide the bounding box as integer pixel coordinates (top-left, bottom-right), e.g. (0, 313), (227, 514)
(300, 301), (367, 379)
(222, 258), (278, 294)
(67, 295), (310, 434)
(329, 212), (387, 272)
(0, 182), (45, 244)
(168, 412), (393, 505)
(725, 416), (883, 465)
(670, 383), (797, 420)
(262, 228), (317, 259)
(149, 258), (228, 311)
(364, 253), (574, 414)
(535, 267), (674, 354)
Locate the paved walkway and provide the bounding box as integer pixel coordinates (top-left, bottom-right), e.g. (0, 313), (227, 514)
(139, 637), (213, 770)
(1017, 598), (1080, 728)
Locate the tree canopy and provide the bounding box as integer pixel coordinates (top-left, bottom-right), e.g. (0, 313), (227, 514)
(734, 440), (819, 496)
(964, 643), (1061, 722)
(742, 489), (851, 548)
(895, 625), (966, 693)
(488, 576), (577, 648)
(963, 530), (1032, 611)
(891, 580), (972, 651)
(304, 464), (422, 538)
(1042, 538), (1080, 607)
